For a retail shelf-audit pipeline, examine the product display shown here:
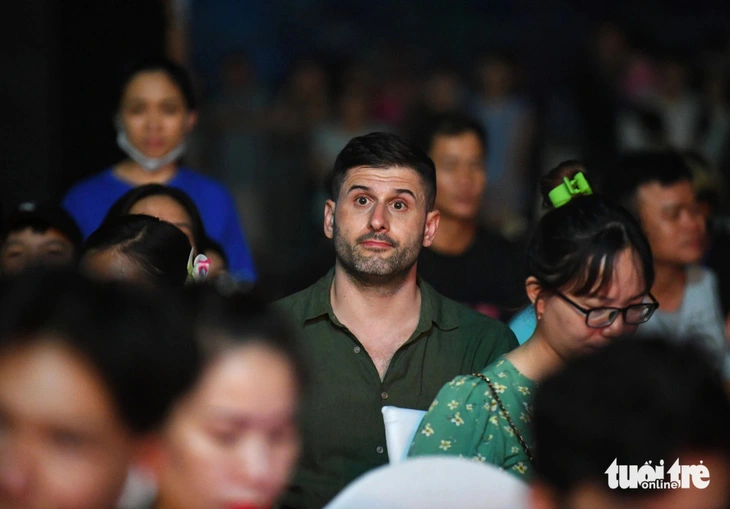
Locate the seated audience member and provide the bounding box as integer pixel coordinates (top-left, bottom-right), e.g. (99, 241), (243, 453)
(104, 184), (207, 254)
(276, 132), (517, 508)
(105, 186), (232, 283)
(606, 151), (730, 376)
(416, 113), (526, 320)
(61, 56), (256, 282)
(409, 168), (657, 480)
(80, 215), (191, 287)
(508, 160), (589, 343)
(148, 288), (304, 509)
(0, 271), (199, 509)
(0, 201), (82, 276)
(531, 337), (730, 509)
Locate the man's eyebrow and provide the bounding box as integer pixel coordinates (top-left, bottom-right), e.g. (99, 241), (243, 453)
(346, 185), (371, 194)
(41, 239), (69, 248)
(394, 189), (417, 200)
(660, 200), (682, 209)
(345, 186), (417, 200)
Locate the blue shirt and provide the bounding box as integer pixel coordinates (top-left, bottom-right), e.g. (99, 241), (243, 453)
(508, 306), (536, 344)
(62, 167), (256, 282)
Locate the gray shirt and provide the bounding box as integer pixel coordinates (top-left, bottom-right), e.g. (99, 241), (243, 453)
(638, 265), (730, 379)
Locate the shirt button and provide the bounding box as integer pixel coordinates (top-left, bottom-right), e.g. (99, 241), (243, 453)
(376, 446), (384, 454)
(380, 391), (389, 400)
(353, 346), (361, 354)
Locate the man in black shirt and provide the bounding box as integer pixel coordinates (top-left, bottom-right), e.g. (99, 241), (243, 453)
(417, 114), (526, 320)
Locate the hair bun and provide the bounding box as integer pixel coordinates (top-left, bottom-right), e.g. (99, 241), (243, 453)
(539, 160), (591, 210)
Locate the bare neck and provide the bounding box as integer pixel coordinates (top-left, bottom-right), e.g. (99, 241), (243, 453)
(651, 262), (687, 312)
(429, 215), (477, 255)
(114, 159), (178, 186)
(330, 262), (422, 330)
(505, 328), (565, 383)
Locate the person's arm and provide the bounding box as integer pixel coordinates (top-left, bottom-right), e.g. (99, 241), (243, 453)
(216, 190), (257, 283)
(408, 375), (491, 459)
(61, 186), (97, 239)
(704, 270), (730, 381)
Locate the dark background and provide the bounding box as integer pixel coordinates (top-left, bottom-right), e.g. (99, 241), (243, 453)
(3, 0), (730, 273)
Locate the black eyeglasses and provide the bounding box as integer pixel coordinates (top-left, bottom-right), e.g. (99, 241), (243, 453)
(554, 291), (659, 328)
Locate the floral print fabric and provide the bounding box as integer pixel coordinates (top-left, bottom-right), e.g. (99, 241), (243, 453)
(408, 356), (536, 480)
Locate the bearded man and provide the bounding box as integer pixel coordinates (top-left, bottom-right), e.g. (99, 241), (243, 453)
(277, 132), (517, 509)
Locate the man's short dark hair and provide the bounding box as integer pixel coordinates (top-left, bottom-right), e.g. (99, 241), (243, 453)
(533, 337), (730, 498)
(330, 132), (437, 210)
(418, 113), (488, 156)
(605, 151), (694, 216)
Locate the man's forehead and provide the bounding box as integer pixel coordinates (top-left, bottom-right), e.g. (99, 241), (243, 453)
(638, 180), (695, 204)
(342, 165), (426, 191)
(6, 228), (72, 245)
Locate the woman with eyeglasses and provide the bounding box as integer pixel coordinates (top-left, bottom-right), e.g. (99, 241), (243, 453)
(408, 163), (657, 480)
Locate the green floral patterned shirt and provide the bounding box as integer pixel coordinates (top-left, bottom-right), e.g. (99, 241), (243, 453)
(408, 356), (536, 480)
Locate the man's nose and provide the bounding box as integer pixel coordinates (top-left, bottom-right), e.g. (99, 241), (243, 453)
(231, 435), (274, 492)
(368, 202), (390, 232)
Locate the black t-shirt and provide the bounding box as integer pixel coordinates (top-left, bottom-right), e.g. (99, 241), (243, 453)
(417, 228), (527, 320)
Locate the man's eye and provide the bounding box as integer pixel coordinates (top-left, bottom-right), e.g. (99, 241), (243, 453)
(392, 201), (406, 210)
(45, 249), (66, 257)
(161, 104), (182, 115)
(126, 105), (145, 115)
(356, 197), (369, 205)
(51, 430), (87, 450)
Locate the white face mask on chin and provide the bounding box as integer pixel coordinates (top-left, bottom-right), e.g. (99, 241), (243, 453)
(116, 130), (188, 172)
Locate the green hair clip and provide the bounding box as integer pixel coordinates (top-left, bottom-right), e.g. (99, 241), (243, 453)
(548, 172), (593, 208)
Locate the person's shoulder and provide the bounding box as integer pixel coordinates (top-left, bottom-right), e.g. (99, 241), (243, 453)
(64, 168), (116, 196)
(686, 264), (719, 291)
(426, 285), (518, 355)
(273, 269), (334, 321)
(479, 356), (512, 377)
(274, 284), (313, 315)
(439, 290), (513, 333)
(175, 168), (230, 195)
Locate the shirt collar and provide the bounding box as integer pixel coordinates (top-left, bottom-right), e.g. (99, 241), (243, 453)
(302, 267), (459, 332)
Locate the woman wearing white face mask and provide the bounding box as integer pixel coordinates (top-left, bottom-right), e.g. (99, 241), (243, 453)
(62, 57), (256, 283)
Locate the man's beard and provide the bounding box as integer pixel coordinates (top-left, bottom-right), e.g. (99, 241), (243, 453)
(333, 221), (422, 287)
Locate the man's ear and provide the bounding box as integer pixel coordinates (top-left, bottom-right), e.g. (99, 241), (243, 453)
(421, 209), (440, 247)
(185, 111), (199, 132)
(324, 199), (336, 239)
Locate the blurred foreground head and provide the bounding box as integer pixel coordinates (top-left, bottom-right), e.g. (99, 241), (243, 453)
(80, 215), (191, 288)
(151, 286), (306, 509)
(0, 271), (198, 509)
(532, 337), (730, 509)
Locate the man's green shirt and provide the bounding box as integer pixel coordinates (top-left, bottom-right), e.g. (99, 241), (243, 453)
(276, 268), (518, 508)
